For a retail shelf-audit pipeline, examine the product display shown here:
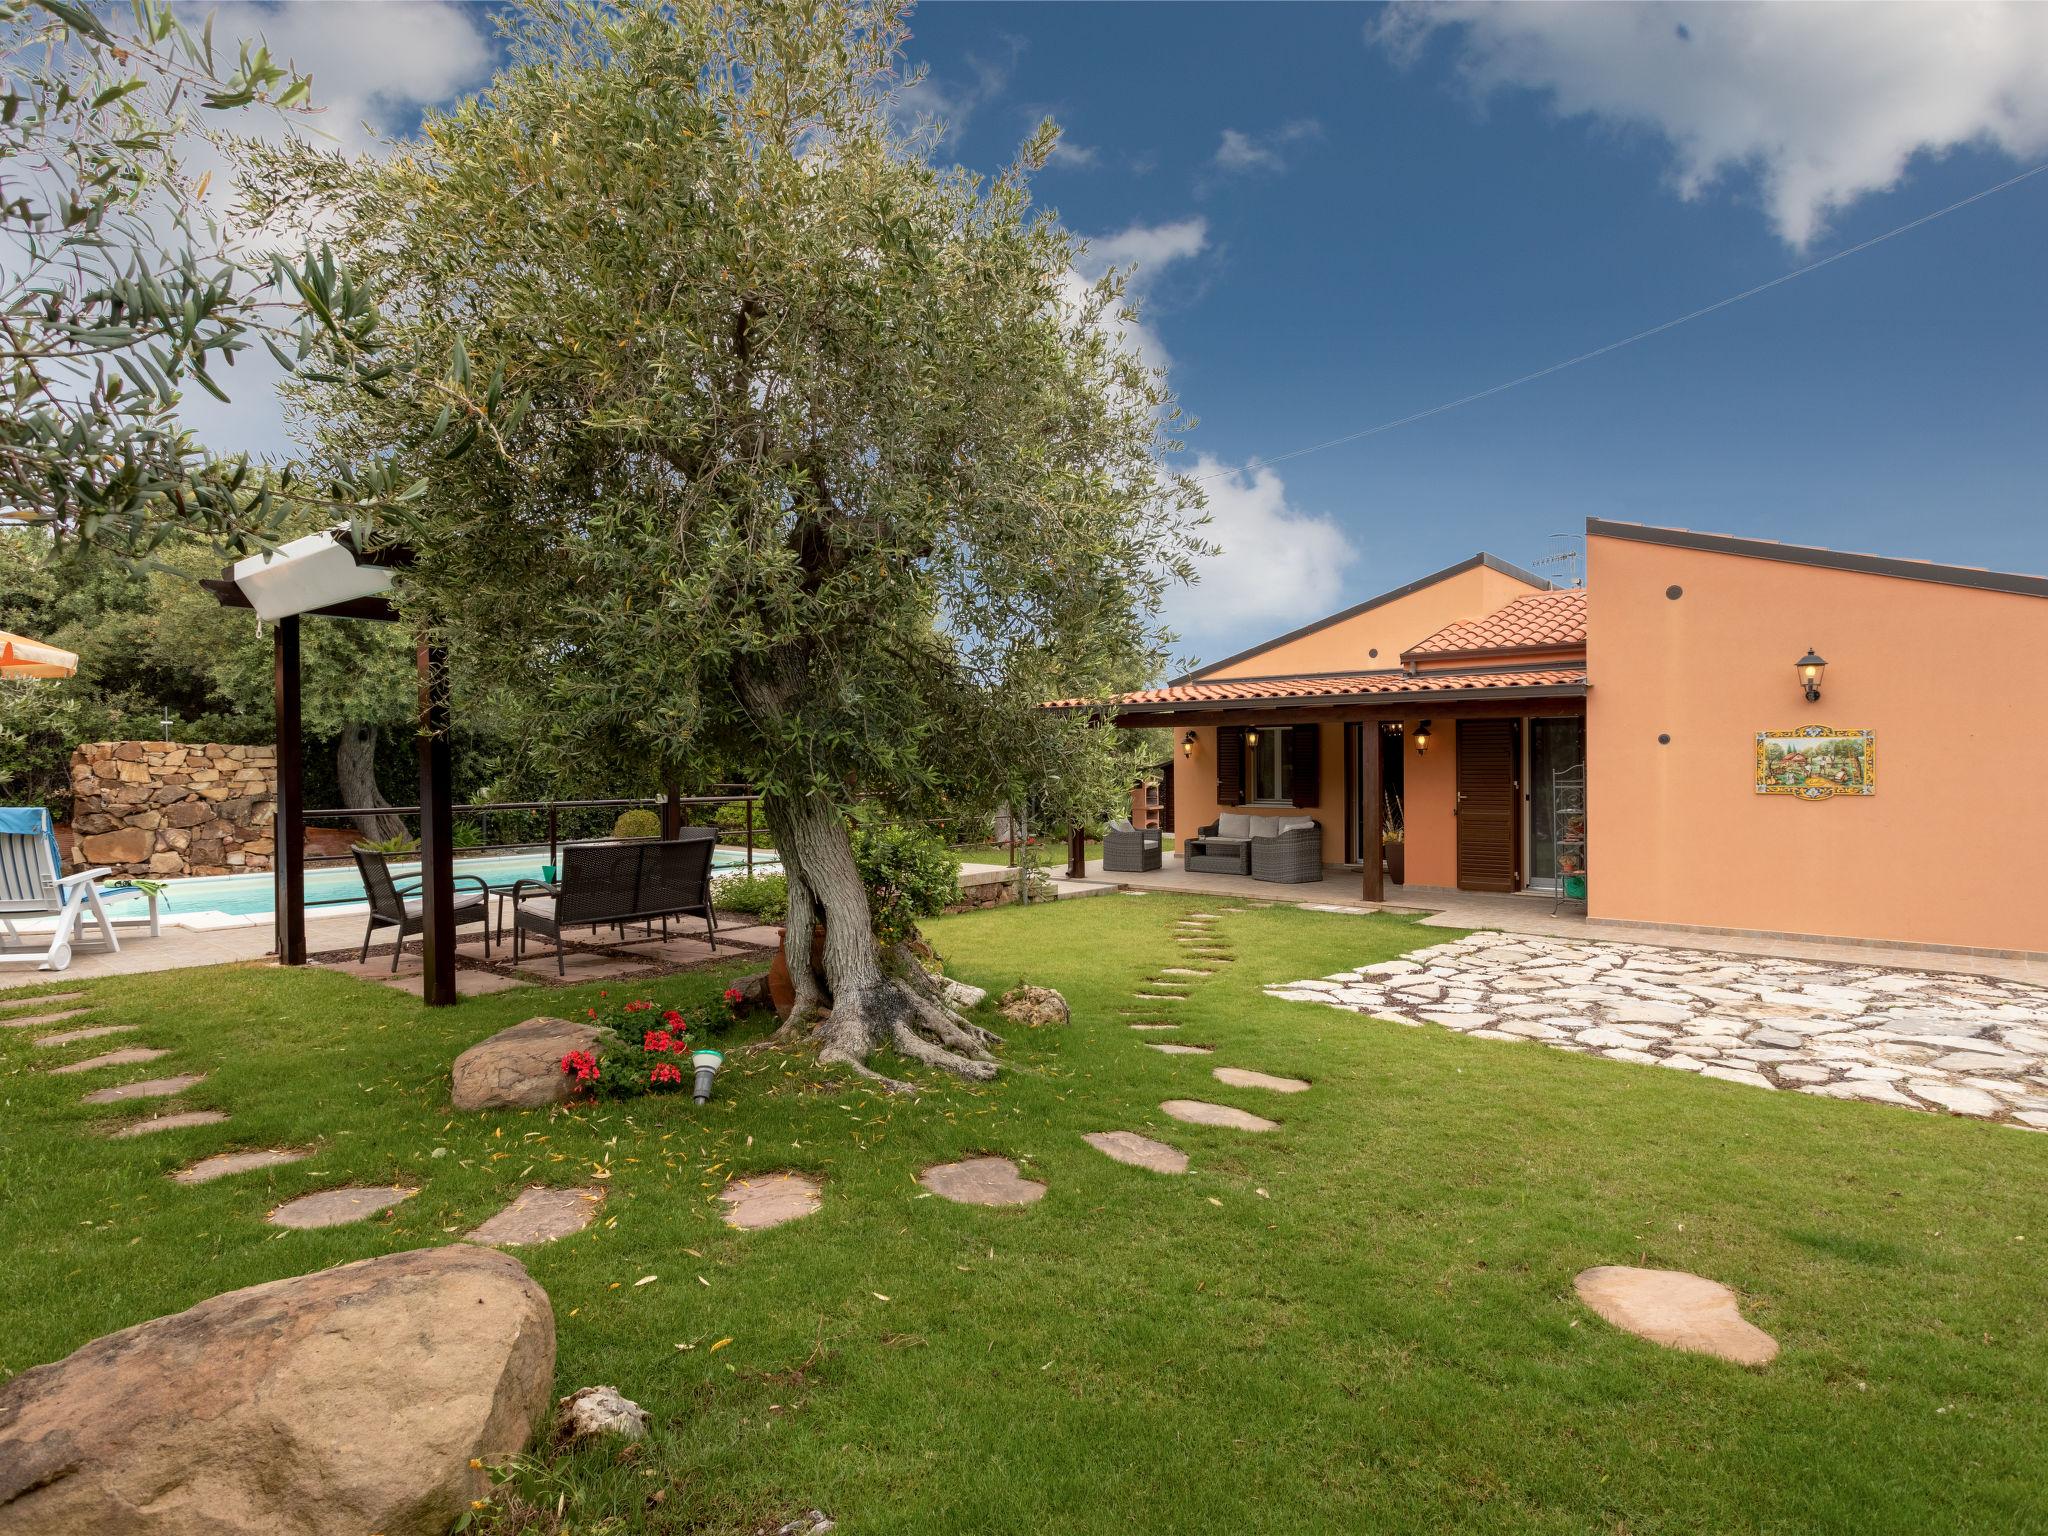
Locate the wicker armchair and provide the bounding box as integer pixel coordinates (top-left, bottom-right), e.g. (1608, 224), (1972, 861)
(512, 830), (718, 975)
(354, 846), (492, 970)
(1102, 820), (1163, 873)
(1250, 820), (1323, 883)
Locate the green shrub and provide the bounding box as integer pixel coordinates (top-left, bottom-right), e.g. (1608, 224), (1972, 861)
(713, 871), (788, 923)
(853, 820), (960, 944)
(713, 798), (773, 847)
(612, 807), (662, 839)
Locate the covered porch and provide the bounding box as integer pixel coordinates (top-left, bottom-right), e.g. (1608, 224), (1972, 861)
(1098, 668), (1589, 904)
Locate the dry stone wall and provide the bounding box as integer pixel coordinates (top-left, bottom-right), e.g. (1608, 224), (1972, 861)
(69, 741), (277, 877)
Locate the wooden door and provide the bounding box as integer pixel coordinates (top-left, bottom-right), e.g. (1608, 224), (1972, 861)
(1455, 719), (1520, 893)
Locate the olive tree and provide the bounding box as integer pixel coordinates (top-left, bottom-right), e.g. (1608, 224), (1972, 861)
(255, 0), (1204, 1084)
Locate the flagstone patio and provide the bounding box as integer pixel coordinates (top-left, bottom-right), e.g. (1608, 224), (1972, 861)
(1268, 931), (2048, 1129)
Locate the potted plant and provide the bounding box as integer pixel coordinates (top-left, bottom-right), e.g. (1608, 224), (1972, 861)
(1381, 822), (1405, 886)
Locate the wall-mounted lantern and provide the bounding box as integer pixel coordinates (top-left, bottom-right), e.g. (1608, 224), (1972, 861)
(1246, 726), (1260, 749)
(1796, 649), (1827, 703)
(1414, 719), (1432, 755)
(1181, 730), (1197, 758)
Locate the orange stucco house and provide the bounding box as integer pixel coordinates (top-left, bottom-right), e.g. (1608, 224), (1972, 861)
(1067, 518), (2048, 959)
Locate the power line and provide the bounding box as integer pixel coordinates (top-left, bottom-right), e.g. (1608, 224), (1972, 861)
(1198, 161), (2048, 484)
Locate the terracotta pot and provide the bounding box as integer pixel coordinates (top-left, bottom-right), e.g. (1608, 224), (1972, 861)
(1383, 840), (1405, 886)
(767, 924), (828, 1018)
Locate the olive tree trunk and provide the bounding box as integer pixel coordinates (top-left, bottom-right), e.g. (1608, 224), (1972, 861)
(767, 789), (1001, 1088)
(335, 724), (406, 843)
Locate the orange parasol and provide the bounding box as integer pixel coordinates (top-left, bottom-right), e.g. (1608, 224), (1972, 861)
(0, 631), (78, 679)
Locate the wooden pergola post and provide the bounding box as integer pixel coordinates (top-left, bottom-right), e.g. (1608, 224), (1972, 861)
(416, 636), (457, 1007)
(272, 615), (306, 965)
(1359, 719), (1385, 904)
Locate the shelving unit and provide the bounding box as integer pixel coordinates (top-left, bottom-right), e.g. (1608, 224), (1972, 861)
(1551, 761), (1587, 913)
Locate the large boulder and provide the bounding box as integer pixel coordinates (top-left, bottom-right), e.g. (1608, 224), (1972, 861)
(0, 1245), (555, 1536)
(451, 1016), (613, 1111)
(998, 984), (1068, 1029)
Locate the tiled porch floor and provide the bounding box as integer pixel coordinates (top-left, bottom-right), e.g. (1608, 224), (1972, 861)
(1082, 857), (2048, 987)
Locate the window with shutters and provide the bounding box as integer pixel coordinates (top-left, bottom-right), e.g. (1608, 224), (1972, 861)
(1249, 727), (1293, 804)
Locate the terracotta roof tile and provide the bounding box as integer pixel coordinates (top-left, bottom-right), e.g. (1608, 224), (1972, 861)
(1404, 589), (1588, 660)
(1047, 666), (1587, 711)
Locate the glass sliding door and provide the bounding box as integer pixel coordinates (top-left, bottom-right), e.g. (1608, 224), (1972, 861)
(1528, 717), (1586, 890)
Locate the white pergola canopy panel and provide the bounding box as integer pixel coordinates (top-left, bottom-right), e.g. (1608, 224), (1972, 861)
(230, 530), (395, 621)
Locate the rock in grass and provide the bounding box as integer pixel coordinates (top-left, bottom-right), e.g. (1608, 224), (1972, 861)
(0, 1246), (554, 1536)
(938, 976), (988, 1010)
(997, 984), (1068, 1028)
(451, 1016), (615, 1111)
(555, 1385), (650, 1443)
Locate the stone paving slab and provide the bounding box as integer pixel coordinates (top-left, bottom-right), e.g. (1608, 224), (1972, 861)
(172, 1148), (312, 1184)
(1575, 1265), (1778, 1366)
(720, 1172), (822, 1230)
(1147, 1042), (1214, 1055)
(1161, 1099), (1279, 1132)
(1212, 1066), (1311, 1094)
(919, 1156), (1046, 1206)
(0, 991), (85, 1013)
(81, 1073), (205, 1104)
(34, 1024), (137, 1047)
(467, 1185), (605, 1245)
(1268, 931), (2048, 1129)
(0, 1007), (90, 1030)
(268, 1185), (417, 1229)
(110, 1110), (229, 1138)
(49, 1047), (169, 1075)
(1082, 1130), (1188, 1173)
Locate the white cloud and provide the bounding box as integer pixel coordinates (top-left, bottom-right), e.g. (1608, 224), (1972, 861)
(1062, 217), (1207, 376)
(1045, 138), (1099, 169)
(170, 2), (496, 459)
(1209, 119), (1322, 177)
(1166, 456), (1357, 652)
(1376, 1), (2048, 247)
(892, 41), (1021, 146)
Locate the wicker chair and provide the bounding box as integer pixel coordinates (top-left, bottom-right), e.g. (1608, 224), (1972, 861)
(1102, 820), (1163, 873)
(1250, 820), (1323, 884)
(512, 831), (718, 975)
(354, 846), (492, 970)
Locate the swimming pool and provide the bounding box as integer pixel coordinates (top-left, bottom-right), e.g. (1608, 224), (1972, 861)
(100, 848), (764, 922)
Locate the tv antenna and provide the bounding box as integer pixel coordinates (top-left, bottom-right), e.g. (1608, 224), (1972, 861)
(1531, 534), (1583, 589)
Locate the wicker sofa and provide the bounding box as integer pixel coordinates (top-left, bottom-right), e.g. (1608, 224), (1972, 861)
(1102, 820), (1163, 873)
(511, 831), (719, 974)
(1185, 813), (1322, 882)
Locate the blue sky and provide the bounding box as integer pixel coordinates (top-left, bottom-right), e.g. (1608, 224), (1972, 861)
(188, 2), (2048, 669)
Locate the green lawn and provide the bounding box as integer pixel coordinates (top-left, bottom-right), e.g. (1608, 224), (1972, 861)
(3, 897), (2045, 1534)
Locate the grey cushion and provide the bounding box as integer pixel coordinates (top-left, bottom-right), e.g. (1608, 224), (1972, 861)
(1216, 812), (1253, 840)
(514, 896), (556, 921)
(1198, 837), (1248, 854)
(402, 890), (486, 920)
(1272, 817), (1316, 836)
(1107, 819), (1136, 835)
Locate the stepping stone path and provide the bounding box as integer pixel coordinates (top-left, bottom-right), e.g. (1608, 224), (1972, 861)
(1574, 1265), (1779, 1366)
(34, 1024), (136, 1047)
(268, 1186), (417, 1229)
(1148, 1042), (1213, 1055)
(1158, 967), (1213, 978)
(110, 1110), (228, 1138)
(1265, 930), (2048, 1129)
(1129, 1022), (1180, 1031)
(1161, 1099), (1279, 1132)
(50, 1047), (168, 1075)
(719, 1172), (822, 1230)
(81, 1073), (204, 1105)
(1212, 1066), (1310, 1094)
(172, 1148), (311, 1185)
(467, 1185), (605, 1245)
(0, 1008), (90, 1029)
(919, 1156), (1046, 1206)
(1083, 1130), (1188, 1174)
(1133, 993), (1186, 1003)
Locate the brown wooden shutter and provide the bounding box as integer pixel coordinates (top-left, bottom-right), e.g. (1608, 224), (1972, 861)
(1455, 719), (1520, 893)
(1289, 723), (1321, 808)
(1159, 759), (1176, 833)
(1216, 725), (1246, 808)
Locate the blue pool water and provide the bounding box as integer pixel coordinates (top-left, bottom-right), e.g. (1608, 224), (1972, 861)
(101, 848), (756, 920)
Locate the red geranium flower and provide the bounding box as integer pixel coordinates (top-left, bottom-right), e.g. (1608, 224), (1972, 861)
(643, 1028), (679, 1054)
(663, 1008), (684, 1026)
(624, 1000), (655, 1013)
(649, 1061), (683, 1086)
(722, 987), (744, 1007)
(560, 1049), (599, 1084)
